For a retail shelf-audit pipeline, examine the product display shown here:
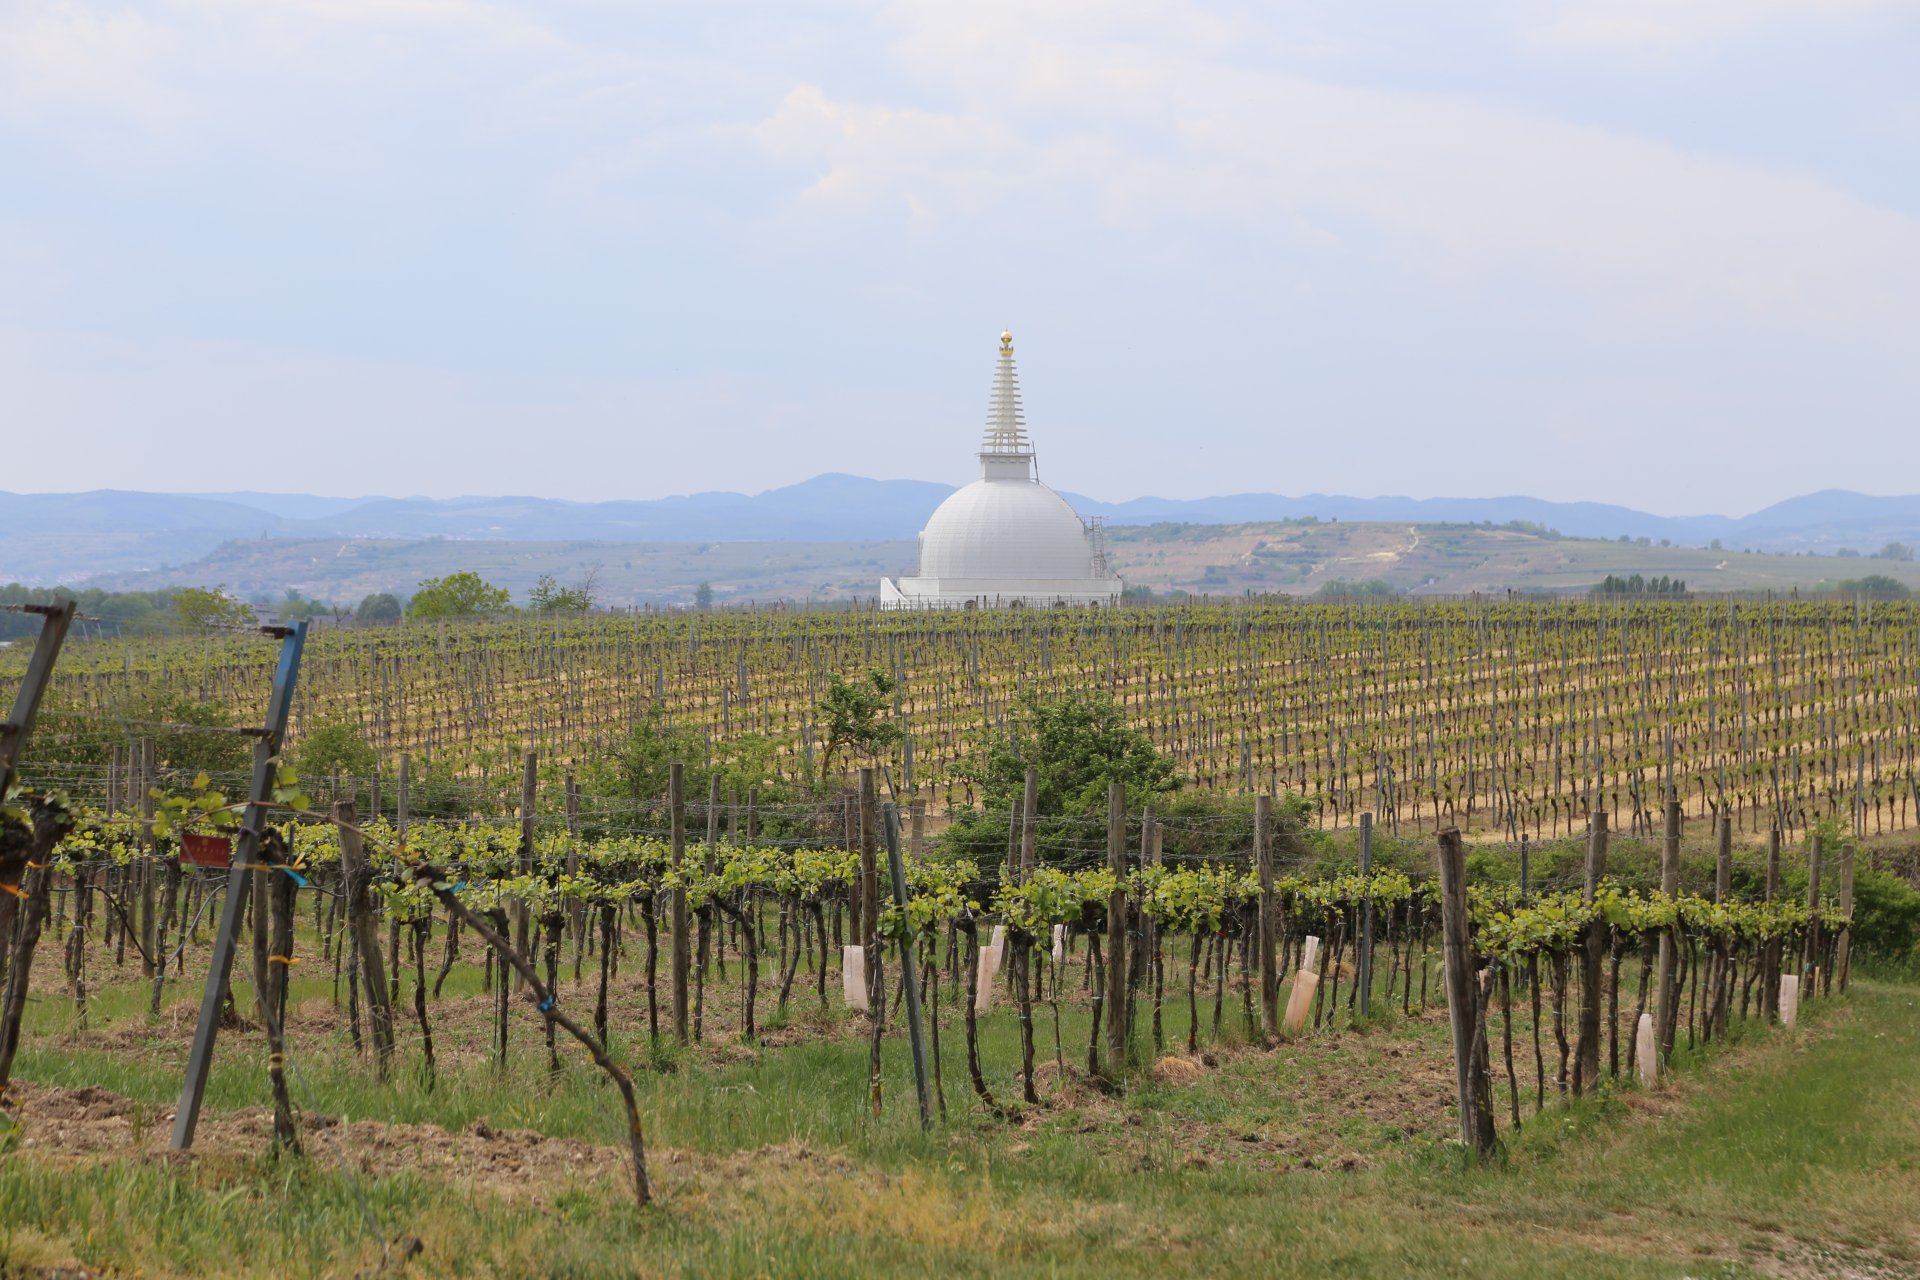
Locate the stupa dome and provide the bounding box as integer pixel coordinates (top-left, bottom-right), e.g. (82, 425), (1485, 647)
(880, 331), (1122, 610)
(917, 478), (1098, 580)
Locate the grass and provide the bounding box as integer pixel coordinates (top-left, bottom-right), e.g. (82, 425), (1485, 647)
(3, 938), (1916, 1277)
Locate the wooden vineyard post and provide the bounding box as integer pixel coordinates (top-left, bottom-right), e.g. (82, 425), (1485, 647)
(567, 772), (584, 977)
(1436, 828), (1496, 1158)
(0, 599), (76, 985)
(861, 768), (884, 1115)
(1654, 798), (1681, 1064)
(1805, 834), (1824, 998)
(844, 794), (861, 945)
(1020, 767), (1039, 880)
(1357, 810), (1374, 1019)
(670, 762), (689, 1044)
(910, 798), (926, 858)
(1714, 814), (1733, 1038)
(1574, 809), (1607, 1094)
(1763, 827), (1783, 1022)
(1837, 838), (1855, 992)
(1256, 794), (1278, 1039)
(1126, 804), (1153, 1039)
(1103, 780), (1128, 1078)
(515, 751), (535, 990)
(697, 773), (720, 1042)
(139, 739), (157, 978)
(171, 621), (307, 1152)
(883, 803), (933, 1128)
(0, 600), (76, 798)
(1144, 808), (1163, 1053)
(394, 753), (410, 1005)
(338, 799), (395, 1075)
(0, 601), (77, 1097)
(1013, 766), (1039, 1103)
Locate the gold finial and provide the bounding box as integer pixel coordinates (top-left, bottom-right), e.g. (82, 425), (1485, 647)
(1000, 329), (1013, 351)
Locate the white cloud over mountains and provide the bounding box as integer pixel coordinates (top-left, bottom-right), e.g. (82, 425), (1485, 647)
(1, 0), (1915, 512)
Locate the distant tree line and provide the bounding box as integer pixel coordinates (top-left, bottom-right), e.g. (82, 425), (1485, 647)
(1830, 575), (1911, 599)
(1591, 573), (1689, 597)
(1, 566), (614, 639)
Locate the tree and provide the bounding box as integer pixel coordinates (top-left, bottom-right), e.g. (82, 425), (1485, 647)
(529, 573), (595, 613)
(610, 705), (709, 803)
(16, 684), (250, 783)
(356, 593), (402, 624)
(174, 585), (255, 629)
(1835, 575), (1910, 599)
(297, 717), (376, 781)
(278, 588), (335, 623)
(407, 572), (511, 620)
(694, 581), (715, 611)
(1315, 578), (1400, 600)
(962, 688), (1180, 817)
(1874, 542), (1915, 562)
(818, 670), (901, 777)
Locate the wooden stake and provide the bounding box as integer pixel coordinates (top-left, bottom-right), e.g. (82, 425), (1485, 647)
(1256, 794), (1278, 1038)
(670, 762), (689, 1043)
(1103, 780), (1128, 1077)
(1573, 809), (1607, 1094)
(1654, 799), (1681, 1062)
(1437, 828), (1496, 1157)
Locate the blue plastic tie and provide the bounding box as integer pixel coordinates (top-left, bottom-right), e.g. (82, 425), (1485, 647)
(538, 995), (555, 1012)
(283, 868), (310, 888)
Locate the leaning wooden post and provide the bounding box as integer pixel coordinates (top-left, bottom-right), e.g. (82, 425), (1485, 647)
(861, 767), (884, 1115)
(1573, 809), (1608, 1094)
(1436, 828), (1496, 1158)
(0, 601), (76, 800)
(883, 803), (933, 1128)
(170, 622), (307, 1152)
(1836, 838), (1855, 993)
(670, 762), (689, 1043)
(1103, 780), (1129, 1077)
(1357, 810), (1375, 1019)
(413, 865), (652, 1208)
(1762, 826), (1783, 1021)
(1654, 798), (1681, 1063)
(1255, 794), (1279, 1039)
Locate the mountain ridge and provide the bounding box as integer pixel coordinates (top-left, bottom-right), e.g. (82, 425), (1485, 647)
(4, 479), (1916, 585)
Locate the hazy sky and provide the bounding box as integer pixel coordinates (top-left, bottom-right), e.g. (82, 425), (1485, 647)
(3, 1), (1917, 516)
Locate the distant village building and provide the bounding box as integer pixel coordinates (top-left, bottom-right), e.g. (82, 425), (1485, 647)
(880, 332), (1122, 610)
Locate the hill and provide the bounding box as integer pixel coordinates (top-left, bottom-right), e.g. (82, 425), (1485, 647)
(6, 481), (1920, 586)
(61, 521), (1920, 609)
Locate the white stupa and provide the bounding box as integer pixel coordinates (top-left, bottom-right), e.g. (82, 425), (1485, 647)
(880, 331), (1122, 610)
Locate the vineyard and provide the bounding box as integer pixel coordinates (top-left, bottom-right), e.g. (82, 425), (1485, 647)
(13, 599), (1920, 844)
(2, 600), (1917, 1277)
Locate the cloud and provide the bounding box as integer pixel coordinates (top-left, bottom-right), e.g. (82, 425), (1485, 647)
(743, 10), (1920, 348)
(0, 0), (1915, 513)
(1522, 0), (1902, 56)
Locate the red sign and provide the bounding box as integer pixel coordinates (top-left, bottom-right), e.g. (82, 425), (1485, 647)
(179, 832), (234, 868)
